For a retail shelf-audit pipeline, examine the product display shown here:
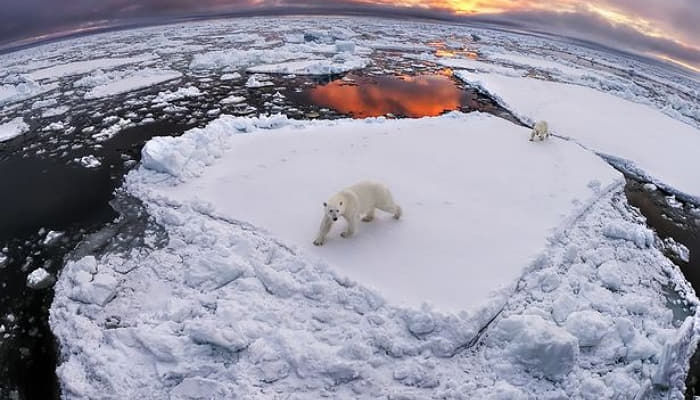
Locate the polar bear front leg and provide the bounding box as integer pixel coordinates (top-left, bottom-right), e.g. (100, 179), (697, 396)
(361, 208), (375, 222)
(340, 215), (356, 238)
(529, 130), (536, 141)
(313, 215), (333, 246)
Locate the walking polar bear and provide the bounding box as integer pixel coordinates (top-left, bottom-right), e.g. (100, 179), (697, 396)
(313, 181), (402, 246)
(529, 120), (550, 141)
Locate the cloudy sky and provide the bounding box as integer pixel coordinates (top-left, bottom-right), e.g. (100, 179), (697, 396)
(1, 0), (699, 71)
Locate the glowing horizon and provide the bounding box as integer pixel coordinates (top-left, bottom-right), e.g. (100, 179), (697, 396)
(356, 0), (697, 51)
(1, 0), (698, 72)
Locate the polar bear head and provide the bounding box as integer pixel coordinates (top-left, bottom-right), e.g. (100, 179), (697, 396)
(323, 198), (345, 222)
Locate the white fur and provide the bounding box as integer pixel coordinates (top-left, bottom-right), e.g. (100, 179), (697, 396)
(313, 181), (402, 246)
(529, 120), (550, 141)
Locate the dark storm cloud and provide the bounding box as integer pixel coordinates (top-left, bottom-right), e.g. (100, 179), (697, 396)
(0, 0), (698, 70)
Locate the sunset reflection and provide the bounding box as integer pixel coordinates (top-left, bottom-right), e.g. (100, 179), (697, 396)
(305, 74), (465, 118)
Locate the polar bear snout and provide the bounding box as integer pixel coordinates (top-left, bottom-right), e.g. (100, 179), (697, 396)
(326, 207), (341, 222)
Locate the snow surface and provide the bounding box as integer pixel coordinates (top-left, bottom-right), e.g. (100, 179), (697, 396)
(26, 268), (55, 290)
(189, 48), (302, 70)
(245, 74), (273, 88)
(454, 71), (700, 202)
(220, 72), (242, 81)
(84, 69), (182, 99)
(51, 130), (697, 398)
(247, 54), (369, 75)
(28, 55), (157, 80)
(484, 51), (595, 79)
(220, 95), (246, 105)
(134, 112), (620, 310)
(0, 75), (57, 106)
(75, 155), (101, 168)
(91, 118), (132, 142)
(0, 14), (691, 399)
(42, 106), (69, 118)
(151, 86), (202, 104)
(42, 230), (64, 245)
(0, 117), (29, 142)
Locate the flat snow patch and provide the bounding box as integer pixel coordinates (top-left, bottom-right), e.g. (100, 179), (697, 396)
(151, 86), (202, 104)
(0, 76), (57, 106)
(84, 69), (182, 99)
(135, 112), (620, 310)
(28, 55), (157, 80)
(42, 106), (70, 118)
(248, 55), (369, 75)
(0, 117), (29, 142)
(485, 52), (592, 78)
(454, 72), (700, 202)
(190, 49), (303, 70)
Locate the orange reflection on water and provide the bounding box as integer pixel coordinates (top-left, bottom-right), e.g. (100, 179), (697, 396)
(307, 74), (464, 118)
(435, 49), (479, 59)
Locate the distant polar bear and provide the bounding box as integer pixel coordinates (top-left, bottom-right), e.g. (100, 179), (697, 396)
(529, 120), (550, 141)
(313, 181), (402, 246)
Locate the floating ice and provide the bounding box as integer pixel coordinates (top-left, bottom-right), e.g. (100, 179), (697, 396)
(27, 268), (55, 290)
(0, 117), (29, 142)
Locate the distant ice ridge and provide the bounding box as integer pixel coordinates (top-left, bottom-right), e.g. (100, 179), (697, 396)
(51, 113), (698, 399)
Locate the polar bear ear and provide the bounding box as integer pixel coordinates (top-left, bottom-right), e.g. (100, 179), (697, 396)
(323, 202), (327, 207)
(339, 201), (343, 206)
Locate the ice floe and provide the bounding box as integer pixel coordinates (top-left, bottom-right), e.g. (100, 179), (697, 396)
(0, 117), (29, 142)
(454, 71), (700, 202)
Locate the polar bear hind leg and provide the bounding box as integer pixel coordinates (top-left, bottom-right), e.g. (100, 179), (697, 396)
(377, 201), (401, 220)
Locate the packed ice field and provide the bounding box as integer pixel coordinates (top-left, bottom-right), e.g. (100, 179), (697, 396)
(1, 16), (700, 399)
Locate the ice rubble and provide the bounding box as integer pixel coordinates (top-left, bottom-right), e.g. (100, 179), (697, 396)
(133, 112), (619, 310)
(50, 111), (697, 397)
(245, 74), (273, 88)
(151, 86), (202, 104)
(75, 155), (102, 168)
(454, 71), (700, 203)
(0, 117), (29, 142)
(91, 118), (132, 142)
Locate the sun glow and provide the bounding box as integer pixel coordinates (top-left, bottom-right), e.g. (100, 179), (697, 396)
(654, 54), (700, 73)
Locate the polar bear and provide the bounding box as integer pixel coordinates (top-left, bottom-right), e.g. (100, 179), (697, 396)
(313, 181), (402, 246)
(529, 120), (550, 141)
